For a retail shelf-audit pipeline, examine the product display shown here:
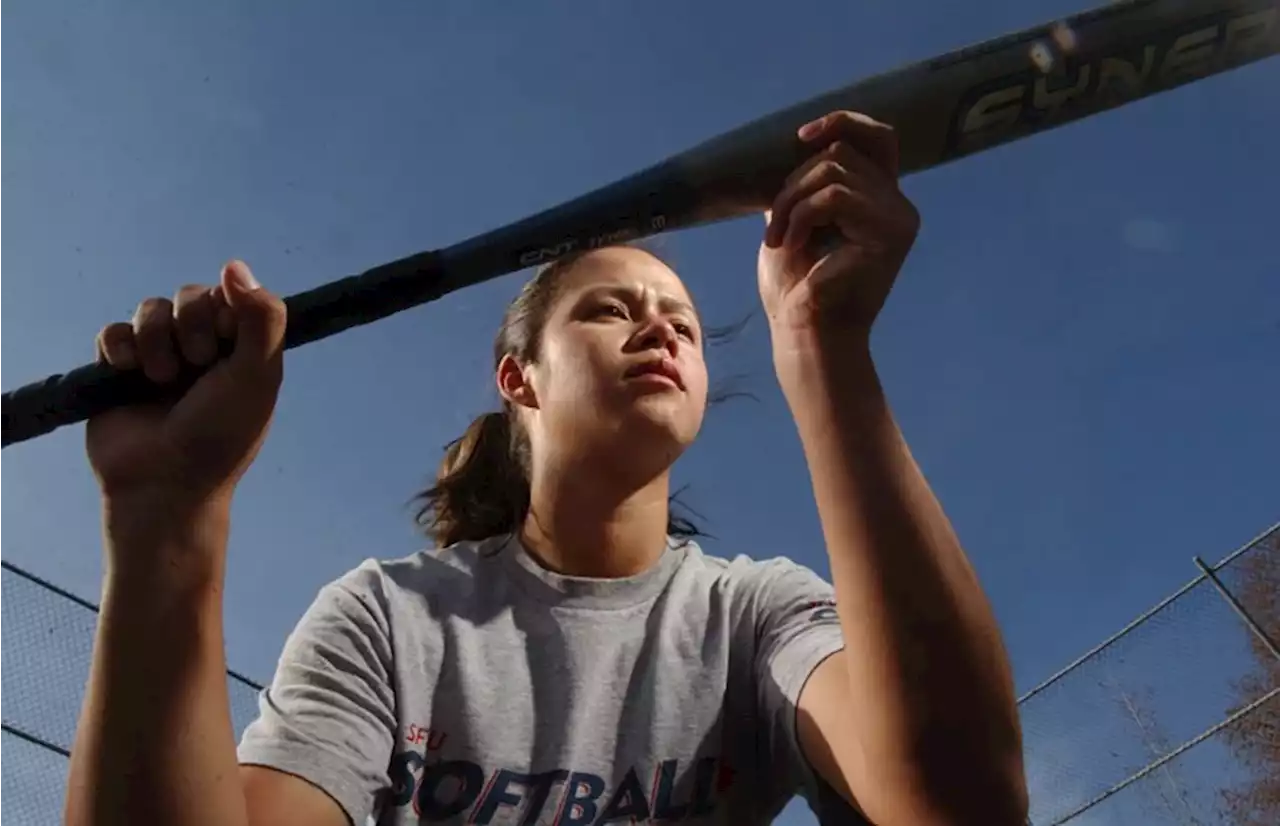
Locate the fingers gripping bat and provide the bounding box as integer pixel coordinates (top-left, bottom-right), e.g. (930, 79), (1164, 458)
(3, 0), (1275, 448)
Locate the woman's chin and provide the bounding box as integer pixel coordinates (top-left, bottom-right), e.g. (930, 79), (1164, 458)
(615, 400), (700, 453)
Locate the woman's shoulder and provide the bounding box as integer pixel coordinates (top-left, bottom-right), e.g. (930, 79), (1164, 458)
(679, 540), (827, 583)
(674, 540), (833, 608)
(324, 535), (507, 608)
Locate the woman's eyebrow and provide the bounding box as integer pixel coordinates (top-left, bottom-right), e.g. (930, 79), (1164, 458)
(658, 295), (698, 319)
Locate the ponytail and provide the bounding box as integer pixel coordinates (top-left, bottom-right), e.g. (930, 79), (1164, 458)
(414, 410), (531, 548)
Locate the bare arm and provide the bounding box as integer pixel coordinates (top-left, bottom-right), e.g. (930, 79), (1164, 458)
(64, 498), (347, 826)
(755, 108), (1027, 825)
(780, 344), (1027, 826)
(70, 265), (358, 826)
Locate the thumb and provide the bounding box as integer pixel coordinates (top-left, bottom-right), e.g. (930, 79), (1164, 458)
(221, 260), (287, 372)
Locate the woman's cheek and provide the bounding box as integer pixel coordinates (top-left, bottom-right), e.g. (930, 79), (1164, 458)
(565, 348), (618, 404)
(685, 356), (710, 404)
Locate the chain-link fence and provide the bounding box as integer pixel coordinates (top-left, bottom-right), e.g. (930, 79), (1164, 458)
(1021, 523), (1279, 826)
(0, 560), (265, 823)
(2, 524), (1277, 825)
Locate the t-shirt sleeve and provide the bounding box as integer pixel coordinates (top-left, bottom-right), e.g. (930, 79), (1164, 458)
(237, 563), (397, 826)
(751, 558), (870, 825)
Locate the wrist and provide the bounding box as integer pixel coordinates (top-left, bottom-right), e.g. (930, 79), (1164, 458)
(102, 491), (232, 595)
(771, 325), (878, 396)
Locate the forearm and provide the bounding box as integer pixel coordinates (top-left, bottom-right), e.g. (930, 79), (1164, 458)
(779, 342), (1025, 816)
(65, 501), (249, 826)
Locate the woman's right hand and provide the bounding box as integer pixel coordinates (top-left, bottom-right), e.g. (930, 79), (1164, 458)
(87, 260), (287, 518)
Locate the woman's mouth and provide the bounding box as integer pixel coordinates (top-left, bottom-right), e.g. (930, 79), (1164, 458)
(623, 358), (684, 390)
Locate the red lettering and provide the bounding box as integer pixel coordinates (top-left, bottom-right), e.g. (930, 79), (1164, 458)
(405, 724), (449, 749)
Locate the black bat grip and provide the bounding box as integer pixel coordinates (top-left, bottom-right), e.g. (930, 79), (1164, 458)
(1, 361), (173, 446)
(2, 249), (448, 449)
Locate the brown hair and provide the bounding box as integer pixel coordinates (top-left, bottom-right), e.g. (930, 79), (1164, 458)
(413, 244), (740, 548)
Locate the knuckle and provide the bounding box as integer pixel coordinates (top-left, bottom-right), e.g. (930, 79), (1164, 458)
(98, 320), (131, 341)
(887, 202), (921, 242)
(817, 157), (847, 178)
(136, 296), (173, 319)
(809, 160), (849, 192)
(174, 284), (210, 306)
(830, 141), (861, 162)
(268, 292), (288, 317)
(105, 338), (133, 358)
(818, 183), (852, 207)
(828, 144), (868, 177)
(176, 298), (213, 327)
(903, 205), (922, 235)
(832, 110), (886, 132)
(895, 190), (921, 221)
(852, 111), (892, 132)
(96, 323), (137, 365)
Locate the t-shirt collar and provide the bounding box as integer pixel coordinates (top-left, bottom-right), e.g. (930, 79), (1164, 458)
(496, 532), (691, 609)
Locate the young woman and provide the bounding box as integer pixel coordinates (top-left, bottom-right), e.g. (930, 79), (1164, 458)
(66, 111), (1027, 826)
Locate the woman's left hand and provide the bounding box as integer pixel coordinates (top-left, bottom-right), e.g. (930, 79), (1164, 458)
(758, 110), (920, 356)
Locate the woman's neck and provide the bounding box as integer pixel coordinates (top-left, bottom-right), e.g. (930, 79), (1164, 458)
(520, 463), (672, 579)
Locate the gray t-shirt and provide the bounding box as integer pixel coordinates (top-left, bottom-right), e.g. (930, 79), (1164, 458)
(238, 534), (865, 825)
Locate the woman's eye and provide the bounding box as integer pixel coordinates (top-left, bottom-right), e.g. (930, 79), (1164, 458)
(671, 318), (699, 341)
(600, 303), (628, 319)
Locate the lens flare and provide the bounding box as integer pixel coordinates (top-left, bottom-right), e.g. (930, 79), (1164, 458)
(1030, 41), (1056, 72)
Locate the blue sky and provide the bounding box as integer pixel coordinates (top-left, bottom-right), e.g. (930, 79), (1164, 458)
(2, 1), (1277, 823)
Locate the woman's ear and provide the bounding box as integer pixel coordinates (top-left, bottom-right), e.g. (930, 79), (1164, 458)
(496, 353), (538, 410)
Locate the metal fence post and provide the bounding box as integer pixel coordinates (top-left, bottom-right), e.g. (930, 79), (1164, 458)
(1192, 555), (1280, 663)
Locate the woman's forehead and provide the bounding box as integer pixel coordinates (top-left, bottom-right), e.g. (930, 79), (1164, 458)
(561, 247), (693, 304)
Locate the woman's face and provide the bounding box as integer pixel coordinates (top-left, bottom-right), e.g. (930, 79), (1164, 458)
(503, 247), (709, 477)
